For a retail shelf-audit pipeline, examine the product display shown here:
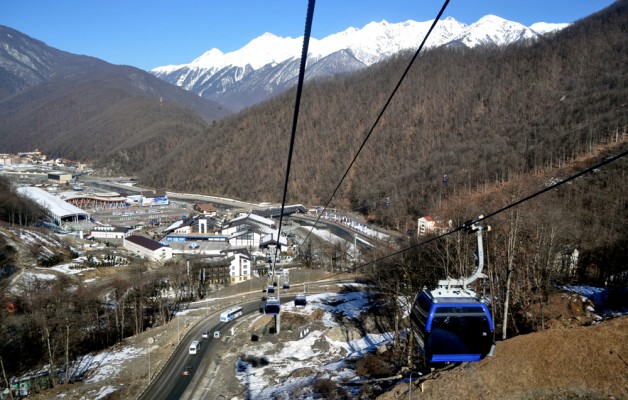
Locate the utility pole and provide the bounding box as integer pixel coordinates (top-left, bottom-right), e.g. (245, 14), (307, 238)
(65, 319), (69, 385)
(354, 233), (359, 276)
(0, 356), (14, 400)
(275, 313), (281, 334)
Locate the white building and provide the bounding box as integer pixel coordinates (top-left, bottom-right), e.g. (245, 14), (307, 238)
(417, 216), (436, 236)
(417, 216), (450, 237)
(16, 186), (89, 226)
(225, 249), (252, 283)
(222, 212), (277, 249)
(259, 232), (289, 253)
(124, 235), (172, 261)
(90, 225), (132, 242)
(194, 203), (218, 217)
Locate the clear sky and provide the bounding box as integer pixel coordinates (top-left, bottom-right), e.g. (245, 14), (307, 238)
(0, 0), (617, 71)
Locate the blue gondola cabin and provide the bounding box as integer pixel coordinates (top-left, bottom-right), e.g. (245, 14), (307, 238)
(410, 289), (494, 363)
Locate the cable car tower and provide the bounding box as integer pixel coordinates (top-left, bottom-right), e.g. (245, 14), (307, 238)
(410, 217), (496, 363)
(434, 219), (488, 297)
(263, 244), (281, 333)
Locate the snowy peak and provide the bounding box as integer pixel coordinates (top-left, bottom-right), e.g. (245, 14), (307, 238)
(157, 33), (304, 73)
(150, 14), (569, 112)
(153, 14), (561, 75)
(529, 22), (570, 35)
(191, 48), (224, 68)
(447, 14), (538, 47)
(225, 32), (304, 69)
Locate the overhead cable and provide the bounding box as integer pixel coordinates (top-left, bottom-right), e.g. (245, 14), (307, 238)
(298, 0), (451, 250)
(271, 0), (317, 283)
(315, 149), (628, 279)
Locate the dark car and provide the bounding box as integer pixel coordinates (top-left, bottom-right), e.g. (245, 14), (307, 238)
(181, 365), (192, 376)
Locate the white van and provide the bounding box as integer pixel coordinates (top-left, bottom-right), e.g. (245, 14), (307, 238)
(189, 340), (200, 355)
(213, 331), (221, 339)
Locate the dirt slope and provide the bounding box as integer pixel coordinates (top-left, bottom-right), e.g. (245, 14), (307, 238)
(381, 316), (628, 400)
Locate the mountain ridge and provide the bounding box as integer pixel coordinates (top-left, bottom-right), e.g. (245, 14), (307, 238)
(0, 25), (231, 162)
(151, 15), (568, 111)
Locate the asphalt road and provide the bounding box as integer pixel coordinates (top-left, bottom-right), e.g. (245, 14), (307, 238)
(139, 296), (295, 400)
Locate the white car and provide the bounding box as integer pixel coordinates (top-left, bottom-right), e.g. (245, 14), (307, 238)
(202, 331), (209, 338)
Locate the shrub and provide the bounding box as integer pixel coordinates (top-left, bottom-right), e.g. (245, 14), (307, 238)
(356, 353), (395, 378)
(312, 379), (338, 399)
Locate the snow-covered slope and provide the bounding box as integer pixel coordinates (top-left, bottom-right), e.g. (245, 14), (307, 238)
(444, 15), (538, 47)
(151, 15), (568, 111)
(529, 22), (570, 35)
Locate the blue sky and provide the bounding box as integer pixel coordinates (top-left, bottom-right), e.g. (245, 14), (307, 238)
(0, 0), (617, 71)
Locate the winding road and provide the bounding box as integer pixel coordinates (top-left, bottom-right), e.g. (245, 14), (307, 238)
(138, 296), (296, 400)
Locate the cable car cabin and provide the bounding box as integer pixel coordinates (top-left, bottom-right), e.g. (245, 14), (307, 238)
(267, 285), (276, 295)
(264, 297), (281, 315)
(294, 293), (307, 307)
(410, 289), (494, 363)
(283, 281), (290, 290)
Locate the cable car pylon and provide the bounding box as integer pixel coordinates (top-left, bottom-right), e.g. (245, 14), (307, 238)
(263, 245), (281, 333)
(435, 217), (488, 295)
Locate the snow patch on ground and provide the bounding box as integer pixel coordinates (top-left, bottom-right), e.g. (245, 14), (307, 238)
(306, 227), (345, 245)
(47, 262), (93, 275)
(563, 285), (628, 315)
(235, 291), (393, 398)
(23, 271), (56, 281)
(82, 346), (143, 384)
(94, 385), (117, 399)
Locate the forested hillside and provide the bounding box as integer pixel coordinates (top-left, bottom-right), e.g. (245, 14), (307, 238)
(0, 176), (42, 226)
(124, 1), (626, 228)
(0, 25), (231, 162)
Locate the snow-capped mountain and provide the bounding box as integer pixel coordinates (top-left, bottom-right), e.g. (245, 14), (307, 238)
(151, 15), (568, 111)
(445, 15), (538, 47)
(444, 15), (569, 48)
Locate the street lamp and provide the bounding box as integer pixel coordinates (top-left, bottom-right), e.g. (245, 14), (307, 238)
(354, 233), (358, 274)
(147, 337), (155, 386)
(408, 371), (421, 399)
